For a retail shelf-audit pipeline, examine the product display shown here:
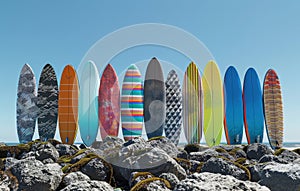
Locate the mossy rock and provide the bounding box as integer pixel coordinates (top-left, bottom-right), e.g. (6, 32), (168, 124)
(216, 156), (251, 181)
(130, 177), (171, 191)
(0, 170), (18, 190)
(47, 139), (62, 147)
(0, 144), (30, 158)
(184, 144), (201, 154)
(292, 148), (300, 155)
(215, 148), (227, 153)
(147, 136), (166, 142)
(63, 153), (114, 184)
(0, 158), (4, 170)
(235, 157), (247, 165)
(57, 148), (90, 163)
(228, 147), (242, 156)
(174, 157), (191, 171)
(194, 162), (205, 173)
(274, 148), (287, 156)
(131, 172), (154, 182)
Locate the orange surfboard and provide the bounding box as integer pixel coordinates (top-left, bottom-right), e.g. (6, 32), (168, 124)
(58, 65), (79, 144)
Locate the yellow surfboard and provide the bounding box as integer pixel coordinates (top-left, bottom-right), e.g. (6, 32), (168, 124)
(203, 61), (223, 147)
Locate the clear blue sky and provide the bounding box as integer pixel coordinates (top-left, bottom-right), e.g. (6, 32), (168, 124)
(1, 1), (299, 143)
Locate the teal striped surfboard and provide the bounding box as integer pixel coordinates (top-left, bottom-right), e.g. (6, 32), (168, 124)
(121, 64), (144, 141)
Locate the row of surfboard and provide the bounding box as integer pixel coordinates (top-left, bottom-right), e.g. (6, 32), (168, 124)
(16, 58), (283, 149)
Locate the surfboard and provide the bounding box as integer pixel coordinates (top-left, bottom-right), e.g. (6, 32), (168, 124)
(243, 68), (264, 144)
(99, 64), (120, 140)
(263, 69), (283, 149)
(121, 64), (143, 141)
(16, 64), (38, 143)
(58, 65), (79, 145)
(37, 64), (58, 141)
(165, 69), (183, 146)
(144, 58), (166, 139)
(78, 61), (100, 147)
(203, 61), (223, 147)
(183, 62), (202, 144)
(223, 66), (243, 145)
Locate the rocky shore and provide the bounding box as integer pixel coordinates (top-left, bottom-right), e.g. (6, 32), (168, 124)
(0, 136), (299, 191)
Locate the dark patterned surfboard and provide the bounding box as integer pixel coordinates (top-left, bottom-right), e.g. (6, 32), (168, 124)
(165, 70), (182, 146)
(17, 64), (38, 143)
(37, 64), (58, 141)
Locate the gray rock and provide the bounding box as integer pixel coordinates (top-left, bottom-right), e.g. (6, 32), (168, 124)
(259, 162), (300, 191)
(70, 149), (93, 164)
(258, 154), (288, 164)
(177, 149), (188, 160)
(246, 143), (273, 161)
(60, 180), (114, 191)
(129, 171), (154, 188)
(0, 142), (6, 147)
(81, 157), (111, 181)
(174, 172), (270, 191)
(189, 160), (201, 173)
(159, 173), (179, 190)
(148, 136), (179, 158)
(190, 149), (234, 162)
(104, 137), (186, 182)
(189, 149), (219, 162)
(232, 149), (247, 159)
(62, 171), (90, 187)
(3, 157), (19, 170)
(293, 158), (300, 164)
(0, 170), (18, 191)
(277, 149), (300, 163)
(145, 179), (171, 191)
(34, 142), (59, 162)
(200, 157), (249, 180)
(56, 144), (78, 157)
(92, 136), (124, 156)
(20, 151), (36, 159)
(10, 158), (63, 191)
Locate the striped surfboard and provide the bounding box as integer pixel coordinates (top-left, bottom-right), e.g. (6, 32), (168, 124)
(183, 62), (203, 144)
(263, 69), (283, 149)
(121, 64), (144, 141)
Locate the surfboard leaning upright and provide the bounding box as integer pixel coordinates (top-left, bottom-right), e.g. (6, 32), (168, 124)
(37, 64), (58, 141)
(144, 58), (166, 139)
(58, 65), (79, 145)
(16, 64), (38, 143)
(165, 69), (183, 145)
(263, 69), (283, 149)
(121, 64), (144, 141)
(203, 61), (223, 147)
(243, 68), (264, 144)
(183, 62), (202, 144)
(99, 64), (120, 140)
(223, 66), (243, 144)
(78, 61), (100, 146)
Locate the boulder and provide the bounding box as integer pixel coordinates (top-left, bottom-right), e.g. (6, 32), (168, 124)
(81, 157), (111, 181)
(246, 143), (273, 161)
(184, 144), (209, 154)
(60, 180), (114, 191)
(10, 158), (63, 191)
(258, 154), (288, 164)
(190, 149), (234, 162)
(200, 157), (249, 180)
(129, 172), (154, 188)
(174, 172), (270, 191)
(61, 171), (90, 187)
(176, 149), (188, 160)
(92, 136), (124, 156)
(259, 162), (300, 191)
(276, 149), (300, 163)
(0, 170), (18, 191)
(33, 142), (59, 162)
(0, 142), (6, 147)
(148, 136), (179, 158)
(104, 137), (186, 182)
(159, 173), (179, 190)
(56, 144), (78, 157)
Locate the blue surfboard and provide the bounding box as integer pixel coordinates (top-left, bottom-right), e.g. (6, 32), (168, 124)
(78, 61), (100, 146)
(223, 66), (243, 144)
(243, 68), (264, 144)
